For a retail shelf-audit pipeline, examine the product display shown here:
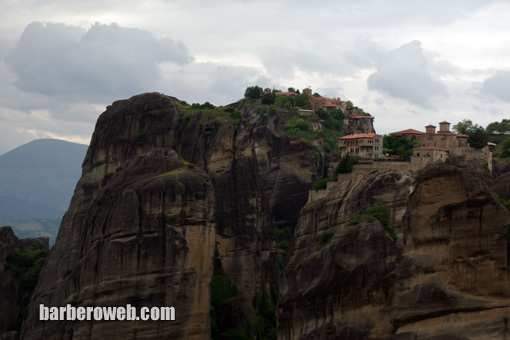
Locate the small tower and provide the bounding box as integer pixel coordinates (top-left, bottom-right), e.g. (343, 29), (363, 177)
(438, 121), (451, 134)
(303, 88), (312, 96)
(425, 124), (436, 134)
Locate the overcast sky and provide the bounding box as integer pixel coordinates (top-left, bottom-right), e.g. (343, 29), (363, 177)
(1, 0), (509, 155)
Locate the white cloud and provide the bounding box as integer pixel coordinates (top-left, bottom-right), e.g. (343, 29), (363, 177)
(367, 41), (448, 108)
(6, 22), (193, 101)
(480, 70), (510, 102)
(159, 61), (270, 105)
(1, 1), (510, 154)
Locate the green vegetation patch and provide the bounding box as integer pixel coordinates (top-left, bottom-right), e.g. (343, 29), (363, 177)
(283, 115), (316, 143)
(312, 177), (330, 191)
(210, 275), (277, 340)
(5, 241), (48, 291)
(274, 226), (293, 271)
(153, 167), (189, 178)
(5, 240), (49, 331)
(494, 193), (510, 212)
(367, 205), (397, 241)
(153, 160), (199, 179)
(366, 205), (390, 228)
(345, 205), (397, 241)
(177, 101), (244, 124)
(383, 134), (418, 158)
(335, 154), (360, 175)
(317, 230), (334, 250)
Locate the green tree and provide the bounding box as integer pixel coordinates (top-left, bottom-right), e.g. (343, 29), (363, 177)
(275, 95), (291, 108)
(468, 128), (489, 149)
(486, 119), (510, 134)
(287, 87), (296, 93)
(335, 154), (360, 175)
(294, 93), (311, 109)
(498, 136), (510, 158)
(261, 92), (275, 105)
(244, 86), (264, 99)
(329, 108), (346, 121)
(383, 134), (417, 158)
(453, 119), (480, 134)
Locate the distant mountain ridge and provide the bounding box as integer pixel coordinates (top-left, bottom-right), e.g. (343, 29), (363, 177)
(0, 139), (88, 243)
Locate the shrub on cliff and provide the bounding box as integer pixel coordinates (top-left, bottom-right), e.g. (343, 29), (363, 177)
(284, 116), (315, 143)
(366, 205), (390, 228)
(244, 86), (264, 99)
(468, 128), (489, 149)
(335, 154), (359, 175)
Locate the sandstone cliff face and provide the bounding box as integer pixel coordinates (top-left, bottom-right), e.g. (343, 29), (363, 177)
(278, 171), (413, 339)
(279, 163), (510, 340)
(22, 147), (216, 339)
(392, 164), (510, 340)
(21, 93), (319, 339)
(245, 109), (320, 228)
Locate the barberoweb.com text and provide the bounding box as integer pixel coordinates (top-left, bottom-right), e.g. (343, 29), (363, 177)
(40, 304), (175, 321)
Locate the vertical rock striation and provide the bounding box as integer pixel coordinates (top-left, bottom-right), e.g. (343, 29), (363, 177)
(22, 93), (315, 339)
(279, 162), (510, 339)
(391, 164), (510, 340)
(278, 171), (413, 339)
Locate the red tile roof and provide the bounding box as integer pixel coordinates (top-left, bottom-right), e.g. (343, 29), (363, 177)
(456, 134), (469, 138)
(339, 133), (382, 140)
(275, 92), (297, 96)
(391, 128), (425, 136)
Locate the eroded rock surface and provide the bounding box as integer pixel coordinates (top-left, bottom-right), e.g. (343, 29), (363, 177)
(21, 93), (318, 339)
(279, 163), (510, 340)
(278, 171), (413, 339)
(391, 164), (510, 340)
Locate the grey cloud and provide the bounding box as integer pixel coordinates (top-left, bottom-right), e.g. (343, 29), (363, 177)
(6, 22), (193, 101)
(159, 61), (271, 105)
(367, 41), (448, 108)
(261, 46), (352, 78)
(480, 70), (510, 102)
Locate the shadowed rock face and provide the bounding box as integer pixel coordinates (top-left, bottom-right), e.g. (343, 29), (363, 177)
(0, 227), (48, 337)
(278, 171), (413, 340)
(279, 163), (510, 340)
(22, 147), (216, 339)
(0, 227), (20, 334)
(391, 164), (510, 340)
(21, 93), (318, 339)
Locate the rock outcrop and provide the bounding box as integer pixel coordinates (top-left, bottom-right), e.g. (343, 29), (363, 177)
(19, 92), (510, 340)
(279, 163), (510, 339)
(391, 164), (510, 339)
(278, 171), (413, 339)
(0, 226), (48, 337)
(20, 93), (319, 339)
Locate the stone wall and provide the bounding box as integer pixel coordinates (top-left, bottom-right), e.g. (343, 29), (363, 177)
(352, 161), (415, 174)
(450, 146), (492, 170)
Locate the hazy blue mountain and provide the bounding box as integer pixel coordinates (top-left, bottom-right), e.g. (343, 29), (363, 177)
(0, 139), (88, 245)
